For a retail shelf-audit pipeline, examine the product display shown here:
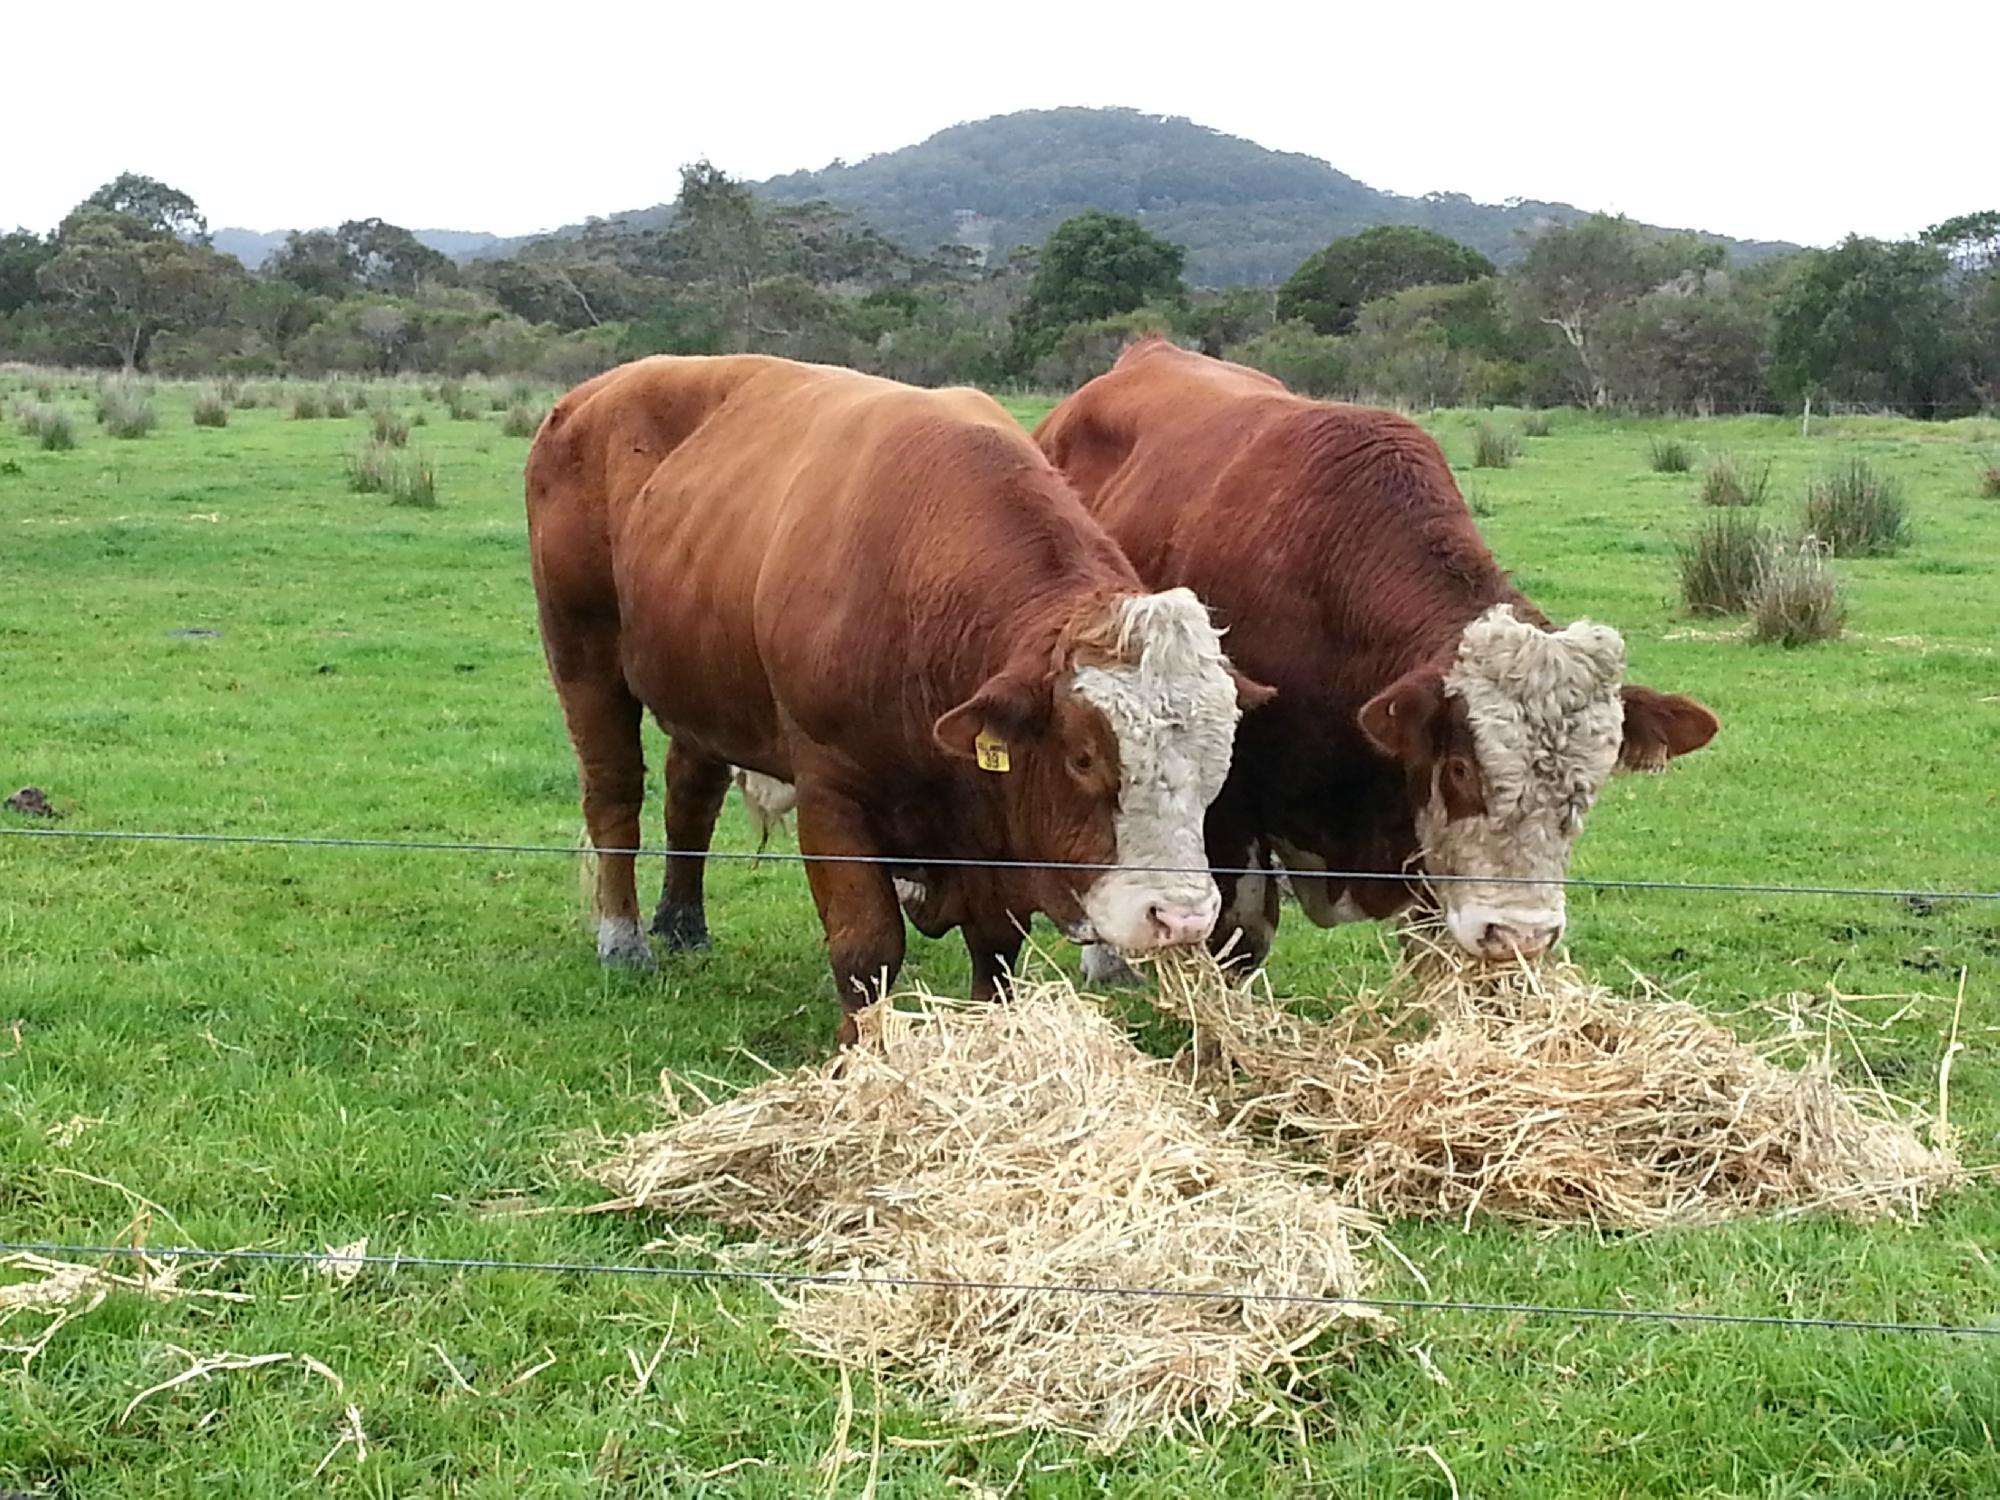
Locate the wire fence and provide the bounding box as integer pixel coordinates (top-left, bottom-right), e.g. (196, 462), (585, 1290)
(3, 824), (1996, 904)
(4, 1241), (1994, 1340)
(3, 819), (1993, 1349)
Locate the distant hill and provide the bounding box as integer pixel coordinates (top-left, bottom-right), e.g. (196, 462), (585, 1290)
(240, 108), (1799, 286)
(214, 226), (502, 269)
(754, 109), (1796, 283)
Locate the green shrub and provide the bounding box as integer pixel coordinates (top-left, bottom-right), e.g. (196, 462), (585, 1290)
(32, 377), (56, 402)
(1802, 458), (1909, 556)
(1463, 481), (1495, 518)
(370, 406), (410, 447)
(346, 440), (396, 493)
(323, 387), (352, 419)
(347, 441), (439, 507)
(500, 403), (544, 438)
(442, 380), (481, 421)
(1698, 452), (1772, 507)
(1749, 540), (1845, 647)
(1521, 410), (1553, 438)
(1649, 436), (1693, 474)
(391, 452), (439, 508)
(1472, 420), (1519, 469)
(1678, 510), (1774, 614)
(192, 389), (230, 428)
(291, 391), (325, 420)
(235, 383), (263, 409)
(101, 387), (156, 439)
(22, 403), (76, 451)
(1977, 457), (2000, 498)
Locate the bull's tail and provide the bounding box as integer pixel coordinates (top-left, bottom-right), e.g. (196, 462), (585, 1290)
(575, 824), (601, 925)
(733, 769), (797, 856)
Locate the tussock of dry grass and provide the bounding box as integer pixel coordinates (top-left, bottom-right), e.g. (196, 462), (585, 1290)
(588, 973), (1379, 1449)
(2, 1250), (251, 1365)
(1151, 946), (1961, 1230)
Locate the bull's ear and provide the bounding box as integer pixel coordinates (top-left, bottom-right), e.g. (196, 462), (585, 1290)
(1618, 685), (1719, 771)
(1357, 667), (1445, 763)
(1229, 663), (1277, 714)
(934, 670), (1046, 762)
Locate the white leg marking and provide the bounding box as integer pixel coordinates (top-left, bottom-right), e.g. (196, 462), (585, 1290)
(596, 915), (654, 969)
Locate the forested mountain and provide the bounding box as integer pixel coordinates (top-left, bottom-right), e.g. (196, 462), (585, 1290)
(213, 226), (502, 270)
(478, 108), (1795, 285)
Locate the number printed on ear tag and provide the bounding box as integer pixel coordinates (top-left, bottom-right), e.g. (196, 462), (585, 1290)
(974, 731), (1011, 773)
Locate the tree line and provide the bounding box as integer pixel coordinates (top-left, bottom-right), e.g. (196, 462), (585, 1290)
(3, 171), (1994, 415)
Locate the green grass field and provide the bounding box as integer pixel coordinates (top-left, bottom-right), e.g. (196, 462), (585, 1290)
(3, 375), (1998, 1497)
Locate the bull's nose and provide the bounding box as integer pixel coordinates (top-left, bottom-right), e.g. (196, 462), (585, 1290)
(1477, 920), (1562, 959)
(1147, 901), (1217, 947)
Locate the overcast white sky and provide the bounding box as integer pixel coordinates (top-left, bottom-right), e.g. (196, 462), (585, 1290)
(7, 1), (1994, 248)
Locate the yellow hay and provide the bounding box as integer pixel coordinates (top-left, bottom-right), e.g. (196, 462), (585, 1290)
(588, 971), (1380, 1450)
(1151, 944), (1962, 1229)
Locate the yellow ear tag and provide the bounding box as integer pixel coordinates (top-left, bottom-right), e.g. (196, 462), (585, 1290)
(974, 730), (1012, 773)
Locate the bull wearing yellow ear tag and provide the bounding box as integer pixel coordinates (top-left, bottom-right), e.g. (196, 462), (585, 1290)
(974, 730), (1011, 773)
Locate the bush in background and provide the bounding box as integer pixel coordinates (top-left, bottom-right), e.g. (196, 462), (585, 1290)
(370, 405), (410, 447)
(1649, 436), (1693, 474)
(192, 389), (230, 427)
(99, 386), (156, 439)
(1750, 540), (1845, 646)
(1802, 458), (1909, 555)
(1679, 509), (1774, 614)
(1472, 420), (1519, 468)
(18, 402), (76, 451)
(1698, 452), (1772, 507)
(442, 380), (481, 420)
(346, 440), (438, 507)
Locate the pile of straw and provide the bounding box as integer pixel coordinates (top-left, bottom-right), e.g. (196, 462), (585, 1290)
(1152, 946), (1962, 1229)
(588, 974), (1380, 1449)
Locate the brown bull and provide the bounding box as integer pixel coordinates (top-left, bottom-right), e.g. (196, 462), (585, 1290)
(1035, 337), (1718, 970)
(527, 355), (1267, 1041)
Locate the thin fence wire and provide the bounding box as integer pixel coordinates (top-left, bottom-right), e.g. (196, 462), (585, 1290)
(2, 825), (1996, 904)
(2, 1240), (1993, 1339)
(4, 823), (1993, 1348)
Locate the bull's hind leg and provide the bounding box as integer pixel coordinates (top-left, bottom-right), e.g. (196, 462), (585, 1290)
(545, 616), (653, 968)
(793, 780), (905, 1047)
(653, 742), (732, 950)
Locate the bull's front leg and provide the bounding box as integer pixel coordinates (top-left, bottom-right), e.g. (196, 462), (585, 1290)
(1211, 841), (1280, 973)
(1208, 796), (1277, 974)
(962, 913), (1025, 1005)
(794, 780), (906, 1047)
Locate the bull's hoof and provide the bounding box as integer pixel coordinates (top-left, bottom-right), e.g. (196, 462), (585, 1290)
(596, 917), (656, 970)
(1080, 943), (1146, 989)
(650, 902), (711, 952)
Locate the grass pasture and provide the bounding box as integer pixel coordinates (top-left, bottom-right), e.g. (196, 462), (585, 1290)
(2, 376), (1999, 1496)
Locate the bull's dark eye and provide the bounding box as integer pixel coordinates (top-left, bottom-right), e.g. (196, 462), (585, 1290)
(1070, 752), (1094, 775)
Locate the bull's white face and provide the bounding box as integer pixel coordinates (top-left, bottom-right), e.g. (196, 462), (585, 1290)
(1069, 589), (1247, 953)
(1425, 609), (1628, 957)
(1362, 606), (1641, 961)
